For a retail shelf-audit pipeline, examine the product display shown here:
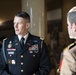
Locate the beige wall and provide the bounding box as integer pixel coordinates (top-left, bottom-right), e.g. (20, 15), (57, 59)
(45, 0), (76, 46)
(22, 0), (45, 39)
(0, 0), (21, 23)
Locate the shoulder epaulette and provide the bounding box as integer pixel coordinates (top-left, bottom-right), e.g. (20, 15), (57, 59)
(3, 38), (7, 41)
(40, 37), (44, 40)
(63, 46), (68, 51)
(63, 43), (74, 51)
(68, 43), (74, 47)
(69, 42), (76, 49)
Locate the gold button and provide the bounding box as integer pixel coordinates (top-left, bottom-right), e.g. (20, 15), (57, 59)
(21, 69), (24, 72)
(21, 62), (23, 65)
(21, 55), (23, 58)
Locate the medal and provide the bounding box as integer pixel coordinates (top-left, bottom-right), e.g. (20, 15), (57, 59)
(8, 44), (12, 48)
(8, 41), (12, 48)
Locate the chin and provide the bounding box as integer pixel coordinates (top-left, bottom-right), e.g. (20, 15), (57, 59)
(15, 32), (19, 35)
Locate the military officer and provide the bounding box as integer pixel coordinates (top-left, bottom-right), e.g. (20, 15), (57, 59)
(0, 12), (52, 75)
(59, 6), (76, 75)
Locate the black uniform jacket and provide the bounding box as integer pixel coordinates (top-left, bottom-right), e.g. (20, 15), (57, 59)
(0, 33), (51, 75)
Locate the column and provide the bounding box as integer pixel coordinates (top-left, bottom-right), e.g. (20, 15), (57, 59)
(22, 0), (45, 38)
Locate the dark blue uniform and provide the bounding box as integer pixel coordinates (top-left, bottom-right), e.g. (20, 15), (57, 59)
(0, 33), (51, 75)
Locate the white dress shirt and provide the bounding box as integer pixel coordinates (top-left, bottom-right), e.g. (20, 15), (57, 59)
(18, 33), (29, 44)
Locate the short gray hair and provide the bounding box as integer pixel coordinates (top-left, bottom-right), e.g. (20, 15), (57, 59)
(67, 11), (76, 24)
(67, 6), (76, 24)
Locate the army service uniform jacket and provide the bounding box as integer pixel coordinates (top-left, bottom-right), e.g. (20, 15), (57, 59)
(60, 42), (76, 75)
(0, 33), (51, 75)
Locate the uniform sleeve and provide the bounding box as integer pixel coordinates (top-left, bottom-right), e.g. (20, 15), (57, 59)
(35, 40), (52, 75)
(60, 50), (76, 75)
(0, 41), (10, 75)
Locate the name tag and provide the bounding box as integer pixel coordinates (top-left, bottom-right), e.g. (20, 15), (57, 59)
(8, 52), (14, 54)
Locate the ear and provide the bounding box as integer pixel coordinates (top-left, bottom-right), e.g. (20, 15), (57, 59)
(73, 23), (76, 31)
(26, 23), (30, 28)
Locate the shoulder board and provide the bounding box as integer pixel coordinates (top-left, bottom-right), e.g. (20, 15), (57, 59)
(63, 46), (69, 51)
(3, 38), (7, 41)
(68, 43), (74, 47)
(63, 43), (74, 51)
(40, 37), (44, 40)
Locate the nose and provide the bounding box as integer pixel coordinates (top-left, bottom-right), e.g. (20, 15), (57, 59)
(14, 23), (18, 28)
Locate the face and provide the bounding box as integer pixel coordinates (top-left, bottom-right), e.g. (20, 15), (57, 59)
(67, 18), (76, 39)
(13, 16), (30, 36)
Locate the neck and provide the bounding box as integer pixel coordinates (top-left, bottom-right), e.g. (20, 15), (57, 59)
(19, 32), (29, 37)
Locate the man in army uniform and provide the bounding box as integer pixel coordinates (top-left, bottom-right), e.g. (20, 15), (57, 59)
(59, 6), (76, 75)
(0, 12), (52, 75)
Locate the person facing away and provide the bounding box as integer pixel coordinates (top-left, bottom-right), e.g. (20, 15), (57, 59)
(0, 12), (52, 75)
(59, 6), (76, 75)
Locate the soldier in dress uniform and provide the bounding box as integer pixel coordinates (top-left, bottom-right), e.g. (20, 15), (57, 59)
(59, 6), (76, 75)
(0, 12), (52, 75)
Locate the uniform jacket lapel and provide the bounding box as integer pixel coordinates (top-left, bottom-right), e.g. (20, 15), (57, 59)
(14, 34), (34, 54)
(14, 35), (22, 51)
(21, 33), (34, 54)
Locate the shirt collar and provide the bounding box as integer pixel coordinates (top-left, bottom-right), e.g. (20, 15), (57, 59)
(18, 33), (29, 43)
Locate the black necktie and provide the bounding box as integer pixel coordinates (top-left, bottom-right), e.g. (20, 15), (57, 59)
(20, 37), (24, 48)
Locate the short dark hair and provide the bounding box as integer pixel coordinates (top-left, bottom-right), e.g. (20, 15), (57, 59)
(15, 11), (30, 22)
(67, 11), (76, 24)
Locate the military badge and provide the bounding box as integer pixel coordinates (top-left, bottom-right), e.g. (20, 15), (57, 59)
(29, 44), (39, 53)
(7, 48), (16, 51)
(29, 44), (39, 51)
(15, 43), (18, 45)
(8, 43), (12, 48)
(8, 41), (12, 48)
